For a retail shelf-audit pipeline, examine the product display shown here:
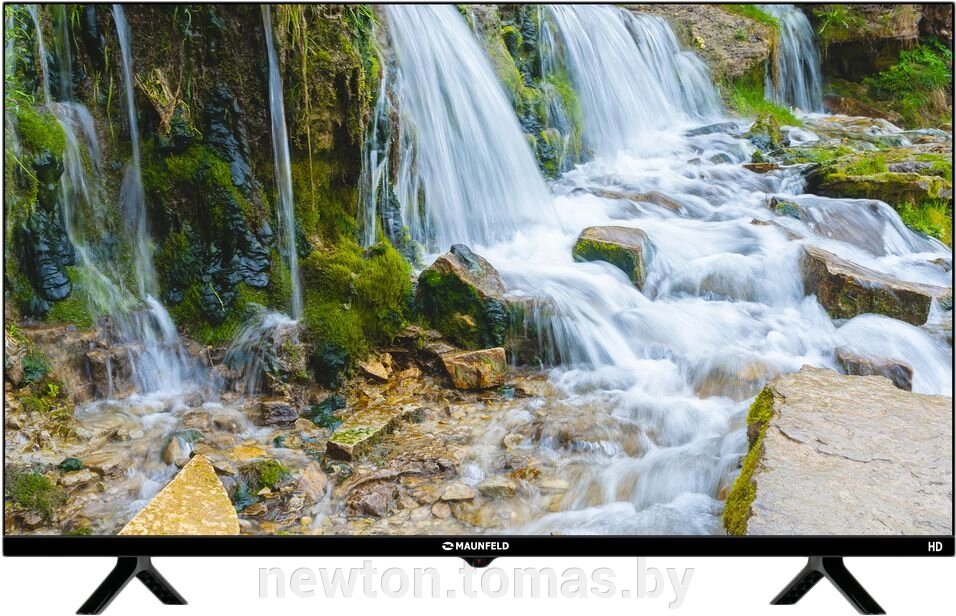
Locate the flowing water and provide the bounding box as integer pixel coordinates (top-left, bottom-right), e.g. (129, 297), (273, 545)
(379, 4), (554, 251)
(763, 4), (824, 112)
(262, 5), (303, 319)
(375, 5), (952, 535)
(544, 5), (721, 155)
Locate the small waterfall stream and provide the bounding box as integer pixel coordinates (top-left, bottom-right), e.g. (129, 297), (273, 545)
(763, 4), (824, 112)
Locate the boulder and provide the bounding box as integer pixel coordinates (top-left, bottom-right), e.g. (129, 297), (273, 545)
(325, 405), (419, 461)
(800, 245), (948, 325)
(296, 462), (329, 503)
(258, 398), (298, 426)
(747, 113), (787, 152)
(120, 455), (239, 535)
(724, 367), (952, 535)
(572, 226), (653, 288)
(835, 347), (914, 391)
(416, 244), (508, 349)
(441, 348), (507, 390)
(440, 482), (476, 502)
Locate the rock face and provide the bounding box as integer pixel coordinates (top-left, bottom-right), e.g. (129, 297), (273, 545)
(800, 245), (947, 325)
(572, 226), (652, 288)
(416, 244), (509, 349)
(836, 347), (914, 391)
(724, 367), (952, 535)
(441, 348), (507, 390)
(258, 398), (298, 426)
(120, 455), (239, 535)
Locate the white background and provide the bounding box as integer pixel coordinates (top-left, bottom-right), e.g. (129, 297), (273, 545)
(0, 554), (953, 613)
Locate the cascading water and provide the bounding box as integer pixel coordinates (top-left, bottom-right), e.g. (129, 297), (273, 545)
(262, 5), (303, 320)
(544, 5), (720, 155)
(375, 5), (952, 535)
(762, 4), (824, 113)
(378, 4), (554, 252)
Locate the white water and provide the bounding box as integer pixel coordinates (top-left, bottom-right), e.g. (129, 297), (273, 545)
(381, 4), (554, 252)
(544, 5), (720, 155)
(763, 4), (824, 113)
(262, 6), (303, 319)
(377, 6), (952, 535)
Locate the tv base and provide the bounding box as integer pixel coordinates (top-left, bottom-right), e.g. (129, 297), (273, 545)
(772, 557), (884, 614)
(461, 557), (497, 568)
(77, 556), (186, 614)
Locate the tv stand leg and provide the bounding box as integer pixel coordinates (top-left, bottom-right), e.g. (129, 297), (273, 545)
(77, 556), (186, 614)
(461, 557), (497, 568)
(771, 557), (884, 614)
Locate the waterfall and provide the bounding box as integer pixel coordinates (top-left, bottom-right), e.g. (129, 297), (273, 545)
(379, 4), (554, 252)
(544, 6), (720, 155)
(262, 6), (303, 319)
(26, 5), (51, 104)
(762, 4), (824, 113)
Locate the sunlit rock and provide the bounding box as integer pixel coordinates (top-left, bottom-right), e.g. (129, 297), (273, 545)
(572, 225), (653, 288)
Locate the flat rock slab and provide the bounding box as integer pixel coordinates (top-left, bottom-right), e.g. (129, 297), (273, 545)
(326, 405), (418, 461)
(747, 367), (952, 535)
(441, 347), (507, 390)
(120, 455), (239, 535)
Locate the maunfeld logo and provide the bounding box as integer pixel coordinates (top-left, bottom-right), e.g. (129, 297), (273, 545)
(441, 541), (510, 551)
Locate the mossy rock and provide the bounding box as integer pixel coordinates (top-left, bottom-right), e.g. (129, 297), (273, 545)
(746, 112), (787, 152)
(723, 387), (775, 535)
(572, 226), (653, 289)
(416, 244), (509, 349)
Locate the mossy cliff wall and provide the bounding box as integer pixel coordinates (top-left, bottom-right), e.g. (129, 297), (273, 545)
(4, 4), (408, 383)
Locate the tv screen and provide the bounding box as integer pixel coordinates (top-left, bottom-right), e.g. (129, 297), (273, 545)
(2, 0), (952, 571)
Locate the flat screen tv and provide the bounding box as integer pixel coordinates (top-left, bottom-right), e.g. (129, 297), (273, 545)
(3, 2), (953, 614)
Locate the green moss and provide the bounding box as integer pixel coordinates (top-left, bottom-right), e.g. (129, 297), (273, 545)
(57, 458), (85, 472)
(45, 267), (95, 328)
(572, 238), (644, 287)
(416, 268), (506, 349)
(169, 281), (267, 345)
(726, 78), (800, 127)
(5, 470), (65, 519)
(721, 5), (779, 29)
(16, 105), (67, 155)
(242, 459), (291, 492)
(898, 200), (953, 246)
(723, 387), (775, 535)
(329, 427), (375, 447)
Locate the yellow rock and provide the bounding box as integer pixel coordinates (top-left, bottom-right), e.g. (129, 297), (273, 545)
(119, 455), (239, 535)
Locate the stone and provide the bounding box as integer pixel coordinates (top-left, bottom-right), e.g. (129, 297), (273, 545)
(183, 410), (211, 431)
(725, 367), (952, 535)
(539, 479), (570, 494)
(358, 359), (390, 381)
(325, 405), (418, 460)
(161, 435), (192, 467)
(431, 501), (452, 518)
(83, 450), (132, 478)
(572, 226), (653, 288)
(296, 462), (329, 503)
(60, 469), (96, 489)
(416, 244), (509, 349)
(835, 347), (914, 391)
(477, 477), (518, 499)
(440, 482), (476, 502)
(685, 121), (739, 137)
(84, 348), (134, 400)
(441, 348), (507, 390)
(120, 455), (239, 535)
(800, 245), (948, 325)
(743, 162), (780, 173)
(258, 398), (298, 426)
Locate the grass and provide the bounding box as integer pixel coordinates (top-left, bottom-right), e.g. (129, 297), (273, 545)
(898, 200), (953, 246)
(863, 40), (953, 128)
(722, 5), (779, 29)
(727, 80), (801, 126)
(813, 6), (867, 45)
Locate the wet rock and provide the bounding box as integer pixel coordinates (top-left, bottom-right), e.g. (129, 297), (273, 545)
(296, 462), (329, 503)
(416, 244), (509, 349)
(431, 501), (452, 518)
(358, 358), (390, 381)
(747, 113), (787, 152)
(85, 348), (134, 400)
(572, 226), (653, 288)
(743, 162), (780, 174)
(685, 122), (739, 137)
(836, 347), (914, 391)
(441, 348), (507, 390)
(60, 469), (96, 489)
(83, 450), (132, 478)
(183, 410), (212, 431)
(440, 482), (476, 502)
(347, 483), (400, 517)
(120, 455), (239, 535)
(326, 405), (418, 460)
(724, 367), (952, 535)
(57, 457), (84, 472)
(800, 245), (948, 325)
(258, 398), (298, 426)
(478, 477), (518, 499)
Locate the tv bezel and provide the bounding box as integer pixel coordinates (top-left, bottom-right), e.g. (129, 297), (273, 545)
(2, 0), (955, 562)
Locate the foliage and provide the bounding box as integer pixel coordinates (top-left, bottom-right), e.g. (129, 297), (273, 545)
(721, 5), (779, 30)
(726, 79), (800, 126)
(813, 5), (867, 45)
(863, 40), (953, 127)
(242, 459), (291, 493)
(5, 469), (66, 519)
(898, 200), (953, 246)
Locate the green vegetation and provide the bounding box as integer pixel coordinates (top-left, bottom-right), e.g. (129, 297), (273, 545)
(863, 40), (953, 127)
(726, 79), (800, 127)
(898, 200), (953, 246)
(5, 469), (66, 520)
(812, 5), (867, 45)
(417, 267), (507, 350)
(45, 268), (95, 328)
(722, 5), (779, 30)
(242, 459), (291, 492)
(723, 387), (775, 535)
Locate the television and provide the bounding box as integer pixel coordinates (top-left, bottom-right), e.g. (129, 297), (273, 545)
(3, 2), (953, 614)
